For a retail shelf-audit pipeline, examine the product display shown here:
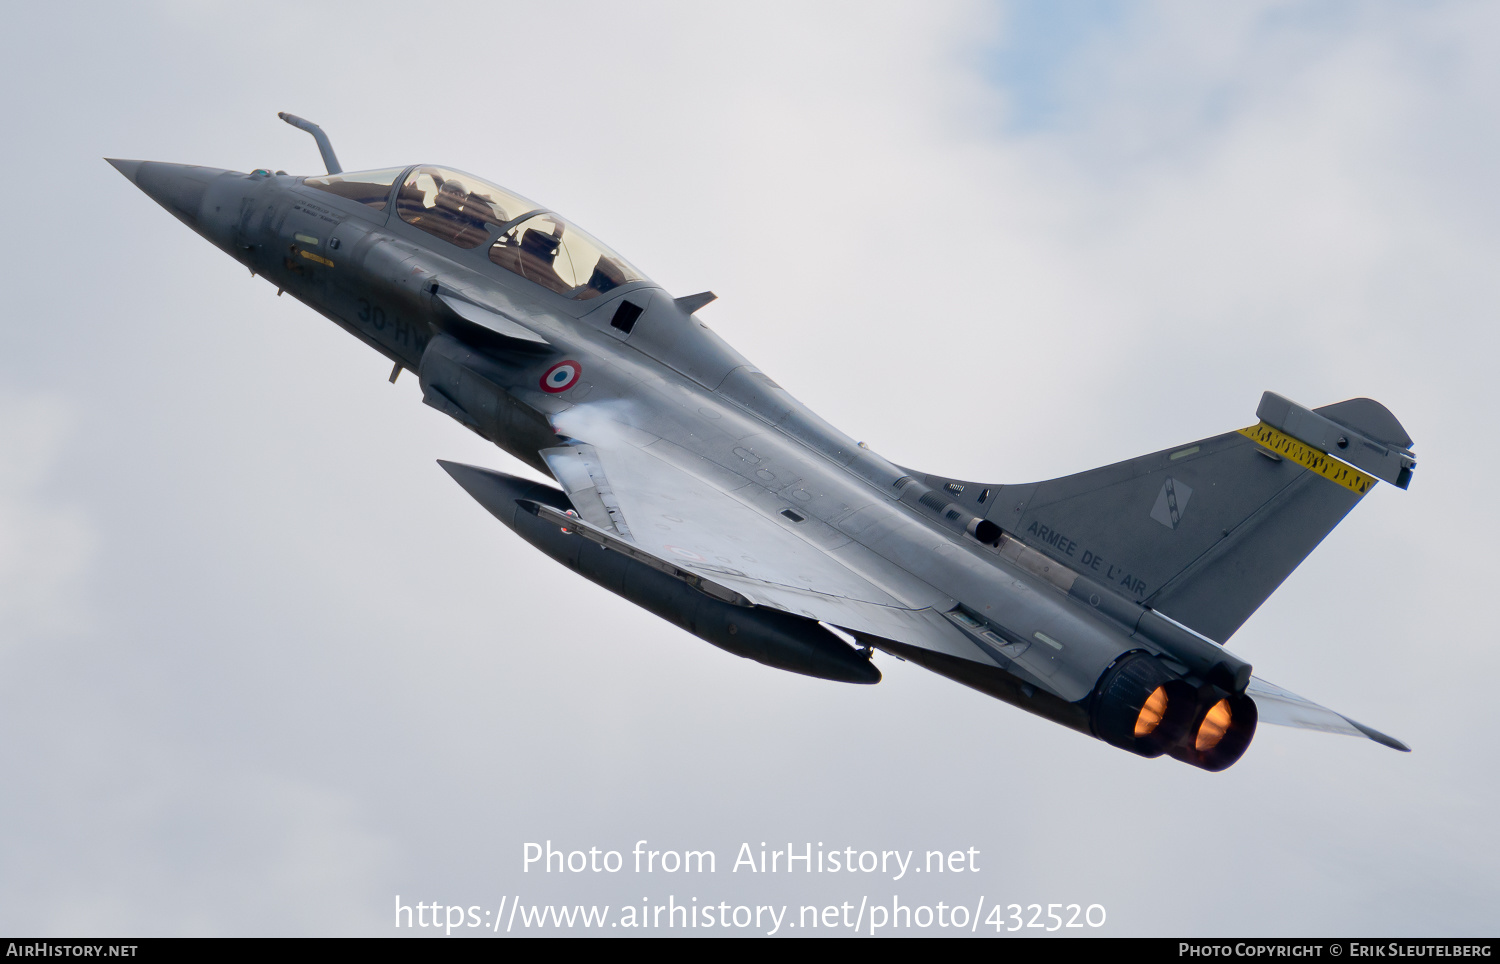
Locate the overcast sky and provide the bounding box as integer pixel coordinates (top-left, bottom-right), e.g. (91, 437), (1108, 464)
(1, 0), (1496, 937)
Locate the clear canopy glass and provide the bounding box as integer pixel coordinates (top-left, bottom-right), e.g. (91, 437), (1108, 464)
(303, 168), (405, 210)
(489, 212), (645, 300)
(396, 167), (539, 249)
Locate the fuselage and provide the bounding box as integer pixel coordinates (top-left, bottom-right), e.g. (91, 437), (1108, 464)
(113, 158), (1258, 769)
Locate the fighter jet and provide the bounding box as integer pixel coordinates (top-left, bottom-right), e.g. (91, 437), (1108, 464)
(108, 113), (1417, 771)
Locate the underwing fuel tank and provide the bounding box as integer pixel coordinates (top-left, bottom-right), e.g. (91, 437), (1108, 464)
(439, 461), (882, 685)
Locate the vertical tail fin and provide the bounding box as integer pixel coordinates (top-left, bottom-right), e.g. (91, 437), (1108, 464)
(919, 394), (1414, 643)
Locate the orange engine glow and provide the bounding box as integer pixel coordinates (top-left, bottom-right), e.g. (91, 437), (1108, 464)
(1134, 686), (1169, 737)
(1196, 699), (1233, 751)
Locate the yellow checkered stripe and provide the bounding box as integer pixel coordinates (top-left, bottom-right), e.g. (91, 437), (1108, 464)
(1239, 422), (1376, 495)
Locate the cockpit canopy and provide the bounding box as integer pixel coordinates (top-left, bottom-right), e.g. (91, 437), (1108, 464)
(487, 212), (644, 300)
(304, 168), (405, 210)
(395, 167), (533, 248)
(306, 166), (648, 302)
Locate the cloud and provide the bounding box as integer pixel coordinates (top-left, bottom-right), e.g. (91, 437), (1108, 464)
(0, 394), (94, 649)
(2, 0), (1497, 936)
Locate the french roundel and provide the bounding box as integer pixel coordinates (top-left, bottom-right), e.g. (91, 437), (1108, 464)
(540, 360), (582, 393)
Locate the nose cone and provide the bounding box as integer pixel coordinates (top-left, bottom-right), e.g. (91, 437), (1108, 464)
(106, 159), (234, 231)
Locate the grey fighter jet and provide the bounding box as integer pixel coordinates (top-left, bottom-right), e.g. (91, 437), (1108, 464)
(108, 113), (1417, 771)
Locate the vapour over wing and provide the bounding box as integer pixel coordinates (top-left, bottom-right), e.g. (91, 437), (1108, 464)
(541, 403), (991, 667)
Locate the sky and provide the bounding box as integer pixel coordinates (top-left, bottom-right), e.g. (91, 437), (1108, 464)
(1, 0), (1497, 937)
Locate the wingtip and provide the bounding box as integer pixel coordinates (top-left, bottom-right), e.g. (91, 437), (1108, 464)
(1346, 717), (1411, 752)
